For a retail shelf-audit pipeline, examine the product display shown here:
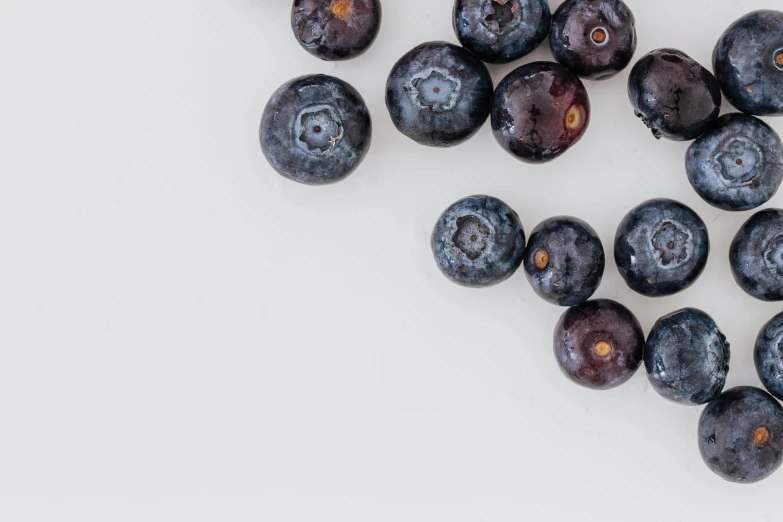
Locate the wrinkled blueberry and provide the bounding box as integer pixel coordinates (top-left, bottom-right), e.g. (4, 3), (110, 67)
(431, 195), (525, 287)
(628, 49), (722, 141)
(260, 74), (372, 185)
(491, 62), (590, 163)
(698, 387), (783, 484)
(644, 308), (730, 405)
(549, 0), (636, 80)
(686, 113), (783, 211)
(755, 312), (783, 401)
(730, 208), (783, 301)
(614, 199), (709, 297)
(291, 0), (381, 61)
(713, 10), (783, 117)
(554, 299), (644, 390)
(386, 42), (493, 147)
(523, 216), (604, 306)
(453, 0), (551, 64)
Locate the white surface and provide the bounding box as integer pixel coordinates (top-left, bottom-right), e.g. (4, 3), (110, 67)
(1, 0), (783, 519)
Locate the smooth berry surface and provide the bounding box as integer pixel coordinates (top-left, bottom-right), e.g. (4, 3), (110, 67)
(553, 299), (644, 390)
(491, 62), (590, 163)
(291, 0), (382, 61)
(453, 0), (551, 64)
(549, 0), (636, 80)
(698, 387), (783, 484)
(386, 42), (493, 147)
(431, 195), (525, 288)
(523, 216), (604, 306)
(730, 209), (783, 301)
(755, 312), (783, 401)
(686, 113), (783, 211)
(260, 74), (372, 185)
(644, 308), (730, 406)
(713, 10), (783, 117)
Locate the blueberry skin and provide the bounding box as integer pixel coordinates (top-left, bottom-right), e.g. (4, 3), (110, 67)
(553, 299), (644, 390)
(755, 312), (783, 401)
(614, 199), (709, 297)
(291, 0), (381, 61)
(698, 387), (783, 484)
(644, 308), (730, 406)
(431, 195), (525, 288)
(549, 0), (636, 81)
(491, 62), (590, 163)
(386, 42), (493, 147)
(260, 75), (371, 186)
(686, 113), (783, 211)
(453, 0), (551, 65)
(628, 49), (722, 141)
(523, 217), (604, 306)
(713, 10), (783, 117)
(730, 209), (783, 301)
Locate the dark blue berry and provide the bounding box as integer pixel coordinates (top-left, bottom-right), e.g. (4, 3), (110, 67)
(386, 42), (493, 147)
(614, 199), (709, 297)
(644, 308), (730, 405)
(627, 49), (721, 141)
(431, 195), (525, 288)
(260, 75), (372, 185)
(730, 209), (783, 301)
(549, 0), (636, 80)
(713, 10), (783, 117)
(686, 113), (783, 211)
(523, 217), (604, 306)
(452, 0), (551, 64)
(291, 0), (381, 61)
(554, 299), (644, 390)
(491, 62), (590, 163)
(698, 387), (783, 484)
(755, 312), (783, 401)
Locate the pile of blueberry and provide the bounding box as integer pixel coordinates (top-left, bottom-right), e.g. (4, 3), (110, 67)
(261, 0), (783, 484)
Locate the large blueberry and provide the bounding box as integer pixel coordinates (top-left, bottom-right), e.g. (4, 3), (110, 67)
(291, 0), (382, 61)
(431, 195), (525, 288)
(644, 308), (730, 406)
(452, 0), (551, 64)
(554, 299), (644, 390)
(730, 209), (783, 301)
(755, 312), (783, 401)
(523, 216), (604, 306)
(491, 62), (590, 163)
(260, 75), (372, 185)
(386, 42), (493, 147)
(614, 199), (709, 297)
(698, 387), (783, 484)
(628, 49), (721, 141)
(549, 0), (636, 81)
(686, 113), (783, 211)
(713, 10), (783, 117)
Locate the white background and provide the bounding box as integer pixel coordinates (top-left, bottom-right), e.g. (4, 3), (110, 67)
(1, 0), (783, 519)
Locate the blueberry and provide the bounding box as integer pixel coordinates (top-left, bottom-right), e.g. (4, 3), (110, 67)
(698, 387), (783, 484)
(686, 113), (783, 211)
(713, 10), (783, 117)
(553, 299), (644, 390)
(386, 42), (493, 147)
(755, 312), (783, 401)
(260, 75), (372, 185)
(730, 209), (783, 301)
(452, 0), (551, 64)
(644, 308), (730, 406)
(549, 0), (636, 80)
(431, 195), (525, 288)
(523, 217), (604, 306)
(291, 0), (381, 61)
(627, 49), (722, 141)
(614, 199), (709, 297)
(491, 62), (590, 163)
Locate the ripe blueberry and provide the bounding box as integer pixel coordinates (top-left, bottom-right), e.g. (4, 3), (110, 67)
(730, 208), (783, 301)
(291, 0), (382, 61)
(755, 312), (783, 401)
